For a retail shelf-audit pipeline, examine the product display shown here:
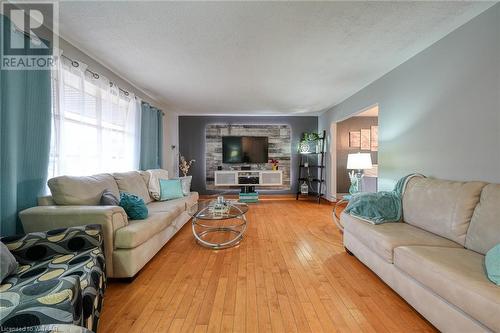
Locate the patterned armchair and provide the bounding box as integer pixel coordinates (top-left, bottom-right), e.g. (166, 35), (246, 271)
(0, 225), (106, 332)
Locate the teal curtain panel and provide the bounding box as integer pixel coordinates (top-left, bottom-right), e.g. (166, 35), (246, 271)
(140, 102), (164, 170)
(0, 15), (52, 235)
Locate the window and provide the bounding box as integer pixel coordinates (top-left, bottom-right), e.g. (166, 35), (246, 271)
(49, 57), (140, 177)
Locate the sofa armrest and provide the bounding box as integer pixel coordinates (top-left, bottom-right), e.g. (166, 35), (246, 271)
(19, 206), (127, 261)
(19, 205), (127, 231)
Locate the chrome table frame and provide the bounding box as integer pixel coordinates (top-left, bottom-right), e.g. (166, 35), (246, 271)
(333, 196), (350, 232)
(191, 204), (248, 249)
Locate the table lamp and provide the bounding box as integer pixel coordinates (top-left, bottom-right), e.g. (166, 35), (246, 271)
(347, 152), (373, 194)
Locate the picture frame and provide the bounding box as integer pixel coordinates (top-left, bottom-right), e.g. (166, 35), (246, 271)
(361, 128), (371, 150)
(371, 125), (378, 151)
(349, 131), (361, 148)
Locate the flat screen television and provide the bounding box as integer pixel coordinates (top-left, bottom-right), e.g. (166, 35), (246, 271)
(222, 136), (269, 164)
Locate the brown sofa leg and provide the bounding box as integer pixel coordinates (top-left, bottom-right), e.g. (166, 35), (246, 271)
(344, 247), (354, 256)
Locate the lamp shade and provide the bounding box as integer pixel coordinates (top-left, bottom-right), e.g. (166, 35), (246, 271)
(347, 153), (373, 170)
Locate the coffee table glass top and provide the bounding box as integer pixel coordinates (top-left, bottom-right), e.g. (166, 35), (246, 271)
(188, 199), (249, 220)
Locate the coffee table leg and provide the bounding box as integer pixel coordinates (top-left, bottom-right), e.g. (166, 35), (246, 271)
(192, 214), (247, 249)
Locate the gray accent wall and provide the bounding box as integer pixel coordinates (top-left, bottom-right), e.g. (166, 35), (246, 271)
(179, 116), (318, 194)
(319, 4), (500, 197)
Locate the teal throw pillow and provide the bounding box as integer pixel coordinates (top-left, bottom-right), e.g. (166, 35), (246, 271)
(159, 179), (184, 201)
(119, 192), (148, 220)
(485, 244), (500, 285)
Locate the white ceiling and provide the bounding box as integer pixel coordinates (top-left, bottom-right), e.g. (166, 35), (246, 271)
(58, 1), (494, 116)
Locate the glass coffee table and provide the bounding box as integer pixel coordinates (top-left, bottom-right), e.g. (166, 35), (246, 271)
(188, 198), (248, 249)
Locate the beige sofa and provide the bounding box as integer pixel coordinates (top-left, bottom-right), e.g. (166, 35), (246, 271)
(19, 171), (198, 278)
(341, 177), (500, 333)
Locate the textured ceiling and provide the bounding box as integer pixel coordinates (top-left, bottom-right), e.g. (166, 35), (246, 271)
(58, 1), (494, 115)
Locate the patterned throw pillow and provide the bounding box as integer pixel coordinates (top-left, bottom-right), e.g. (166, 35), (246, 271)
(159, 179), (184, 201)
(119, 192), (148, 220)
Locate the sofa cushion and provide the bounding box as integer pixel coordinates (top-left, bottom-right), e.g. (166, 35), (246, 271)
(465, 184), (500, 254)
(0, 242), (18, 283)
(394, 246), (500, 332)
(119, 192), (148, 220)
(486, 244), (500, 285)
(48, 174), (120, 205)
(100, 189), (119, 206)
(113, 171), (152, 204)
(402, 177), (486, 245)
(114, 212), (177, 249)
(343, 212), (461, 263)
(147, 192), (199, 214)
(147, 199), (186, 216)
(143, 169), (169, 200)
(159, 179), (184, 201)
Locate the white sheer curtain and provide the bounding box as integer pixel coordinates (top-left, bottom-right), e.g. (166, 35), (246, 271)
(49, 56), (141, 177)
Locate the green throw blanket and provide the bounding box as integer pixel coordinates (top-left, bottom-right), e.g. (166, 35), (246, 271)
(344, 174), (424, 224)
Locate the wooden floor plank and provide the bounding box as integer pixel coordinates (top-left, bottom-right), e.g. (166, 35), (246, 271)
(99, 200), (437, 333)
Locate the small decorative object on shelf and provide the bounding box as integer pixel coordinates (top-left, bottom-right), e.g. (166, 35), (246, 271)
(179, 155), (196, 176)
(299, 132), (322, 153)
(299, 141), (311, 153)
(300, 181), (309, 195)
(269, 158), (279, 171)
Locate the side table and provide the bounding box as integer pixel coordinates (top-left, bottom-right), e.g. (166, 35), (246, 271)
(333, 195), (351, 232)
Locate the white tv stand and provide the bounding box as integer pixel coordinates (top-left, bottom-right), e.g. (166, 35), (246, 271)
(214, 170), (283, 187)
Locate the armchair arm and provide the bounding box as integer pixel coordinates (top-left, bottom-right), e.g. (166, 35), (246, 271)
(19, 206), (128, 276)
(1, 224), (102, 263)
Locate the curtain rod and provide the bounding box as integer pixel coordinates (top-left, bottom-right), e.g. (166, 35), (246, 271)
(61, 54), (131, 97)
(60, 54), (165, 116)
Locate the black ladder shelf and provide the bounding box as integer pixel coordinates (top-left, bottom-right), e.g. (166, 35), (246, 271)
(296, 130), (326, 204)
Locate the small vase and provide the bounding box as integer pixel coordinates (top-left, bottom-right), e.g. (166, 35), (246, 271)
(349, 178), (359, 195)
(272, 165), (278, 171)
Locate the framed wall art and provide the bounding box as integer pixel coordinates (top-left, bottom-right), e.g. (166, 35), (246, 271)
(360, 128), (371, 150)
(349, 131), (361, 148)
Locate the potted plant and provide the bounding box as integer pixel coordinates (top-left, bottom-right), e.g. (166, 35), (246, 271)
(269, 159), (279, 171)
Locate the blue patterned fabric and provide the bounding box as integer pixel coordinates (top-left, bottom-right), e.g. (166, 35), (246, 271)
(119, 192), (148, 219)
(0, 225), (106, 332)
(159, 179), (184, 201)
(485, 244), (500, 285)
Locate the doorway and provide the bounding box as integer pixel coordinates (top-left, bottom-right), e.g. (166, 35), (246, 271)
(334, 105), (379, 198)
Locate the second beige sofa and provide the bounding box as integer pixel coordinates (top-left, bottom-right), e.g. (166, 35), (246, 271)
(19, 171), (198, 278)
(342, 177), (500, 333)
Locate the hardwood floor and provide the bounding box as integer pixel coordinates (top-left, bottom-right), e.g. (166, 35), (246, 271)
(100, 200), (436, 333)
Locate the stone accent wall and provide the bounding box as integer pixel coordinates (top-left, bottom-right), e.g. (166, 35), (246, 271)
(206, 124), (291, 190)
